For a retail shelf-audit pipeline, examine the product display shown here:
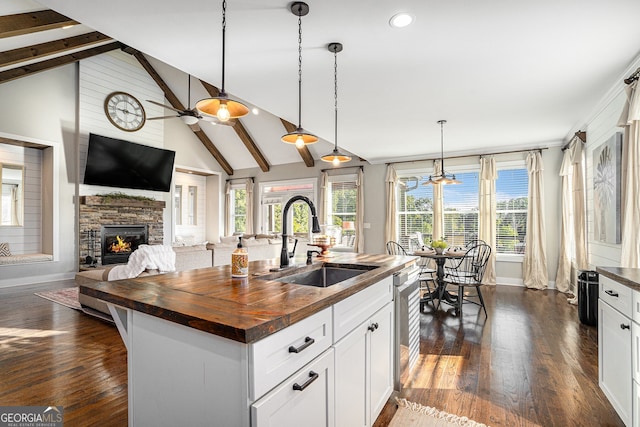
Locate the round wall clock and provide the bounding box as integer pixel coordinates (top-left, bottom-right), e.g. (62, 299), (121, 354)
(104, 91), (146, 132)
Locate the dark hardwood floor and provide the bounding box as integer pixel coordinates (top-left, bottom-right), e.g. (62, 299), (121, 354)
(375, 285), (624, 427)
(0, 281), (624, 427)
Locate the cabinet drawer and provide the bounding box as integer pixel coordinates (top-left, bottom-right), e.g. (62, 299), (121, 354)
(333, 276), (393, 342)
(251, 348), (335, 427)
(600, 276), (632, 318)
(250, 307), (332, 401)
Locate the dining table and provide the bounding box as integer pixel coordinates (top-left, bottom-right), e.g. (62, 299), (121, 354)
(412, 249), (466, 309)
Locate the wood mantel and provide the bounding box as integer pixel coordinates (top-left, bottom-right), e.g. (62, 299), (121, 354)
(79, 195), (166, 209)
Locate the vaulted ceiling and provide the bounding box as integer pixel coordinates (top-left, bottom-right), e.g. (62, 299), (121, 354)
(4, 0), (640, 172)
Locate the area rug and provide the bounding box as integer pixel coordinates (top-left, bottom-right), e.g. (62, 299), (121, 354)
(389, 398), (489, 427)
(34, 287), (113, 323)
(35, 287), (82, 310)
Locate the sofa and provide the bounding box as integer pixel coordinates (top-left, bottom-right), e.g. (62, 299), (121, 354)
(76, 244), (213, 316)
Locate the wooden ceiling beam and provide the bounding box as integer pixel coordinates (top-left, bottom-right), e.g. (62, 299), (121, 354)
(199, 80), (270, 173)
(0, 41), (121, 84)
(126, 48), (234, 175)
(281, 119), (315, 167)
(0, 32), (111, 68)
(0, 10), (78, 39)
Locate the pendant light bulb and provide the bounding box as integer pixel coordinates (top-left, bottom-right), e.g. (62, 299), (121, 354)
(332, 157), (340, 167)
(295, 135), (305, 148)
(217, 103), (230, 122)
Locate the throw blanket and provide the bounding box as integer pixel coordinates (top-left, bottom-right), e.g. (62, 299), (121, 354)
(108, 245), (176, 281)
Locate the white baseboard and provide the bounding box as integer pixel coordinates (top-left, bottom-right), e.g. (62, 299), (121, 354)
(0, 272), (76, 289)
(495, 277), (556, 289)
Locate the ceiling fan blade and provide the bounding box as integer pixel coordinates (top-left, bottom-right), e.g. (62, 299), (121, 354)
(147, 115), (179, 120)
(188, 122), (201, 132)
(145, 100), (184, 114)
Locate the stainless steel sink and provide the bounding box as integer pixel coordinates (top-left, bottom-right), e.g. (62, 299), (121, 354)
(276, 263), (377, 287)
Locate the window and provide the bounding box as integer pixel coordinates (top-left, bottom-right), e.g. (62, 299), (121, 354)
(1, 164), (23, 226)
(229, 185), (247, 234)
(495, 166), (528, 255)
(187, 186), (197, 226)
(396, 175), (433, 249)
(174, 185), (182, 226)
(327, 175), (357, 237)
(442, 171), (479, 246)
(260, 179), (316, 236)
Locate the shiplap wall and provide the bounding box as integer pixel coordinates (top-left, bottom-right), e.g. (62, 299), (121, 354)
(78, 50), (165, 192)
(0, 144), (42, 254)
(174, 172), (207, 244)
(585, 90), (627, 268)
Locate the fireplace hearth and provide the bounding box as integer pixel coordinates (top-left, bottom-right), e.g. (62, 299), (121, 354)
(101, 225), (148, 265)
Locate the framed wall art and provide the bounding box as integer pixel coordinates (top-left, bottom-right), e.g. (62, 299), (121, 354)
(593, 132), (622, 244)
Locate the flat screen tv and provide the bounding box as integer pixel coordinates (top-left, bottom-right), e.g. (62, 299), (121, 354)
(84, 133), (176, 192)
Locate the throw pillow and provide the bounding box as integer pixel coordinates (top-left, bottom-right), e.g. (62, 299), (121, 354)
(0, 242), (11, 257)
(220, 235), (239, 244)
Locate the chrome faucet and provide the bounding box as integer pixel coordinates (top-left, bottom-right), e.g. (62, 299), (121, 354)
(280, 195), (321, 268)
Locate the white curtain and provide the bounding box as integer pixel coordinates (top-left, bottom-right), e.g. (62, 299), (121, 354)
(319, 171), (329, 224)
(479, 156), (497, 285)
(384, 165), (397, 245)
(618, 81), (640, 268)
(245, 178), (254, 234)
(556, 136), (587, 302)
(432, 160), (444, 241)
(224, 181), (232, 236)
(523, 151), (548, 289)
(354, 168), (365, 253)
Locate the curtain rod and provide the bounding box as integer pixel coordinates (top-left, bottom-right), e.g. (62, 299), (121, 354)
(561, 130), (586, 151)
(320, 165), (364, 173)
(625, 67), (640, 84)
(386, 147), (548, 166)
(225, 177), (254, 182)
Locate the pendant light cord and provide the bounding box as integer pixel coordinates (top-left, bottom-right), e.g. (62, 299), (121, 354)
(221, 0), (227, 93)
(334, 48), (338, 150)
(297, 12), (303, 128)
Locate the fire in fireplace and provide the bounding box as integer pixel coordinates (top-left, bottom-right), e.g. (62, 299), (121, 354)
(101, 225), (148, 265)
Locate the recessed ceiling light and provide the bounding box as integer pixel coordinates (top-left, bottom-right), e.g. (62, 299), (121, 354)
(252, 107), (259, 115)
(389, 12), (414, 28)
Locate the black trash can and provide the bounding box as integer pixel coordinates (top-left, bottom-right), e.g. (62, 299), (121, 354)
(578, 270), (599, 326)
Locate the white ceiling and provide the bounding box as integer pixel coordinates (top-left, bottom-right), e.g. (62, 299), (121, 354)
(21, 0), (640, 166)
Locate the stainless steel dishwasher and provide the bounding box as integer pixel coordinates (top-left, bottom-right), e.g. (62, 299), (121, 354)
(393, 264), (420, 393)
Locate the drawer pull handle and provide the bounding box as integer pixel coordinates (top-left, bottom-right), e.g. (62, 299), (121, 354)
(605, 290), (619, 298)
(621, 324), (631, 330)
(288, 336), (315, 353)
(293, 371), (319, 391)
(368, 322), (379, 332)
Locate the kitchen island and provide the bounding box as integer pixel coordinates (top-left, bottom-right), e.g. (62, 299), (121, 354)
(80, 252), (416, 427)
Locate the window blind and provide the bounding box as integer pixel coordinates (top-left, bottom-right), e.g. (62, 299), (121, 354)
(495, 168), (528, 254)
(442, 171), (479, 246)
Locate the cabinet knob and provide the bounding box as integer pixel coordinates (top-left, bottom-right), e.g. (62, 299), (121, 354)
(621, 324), (631, 330)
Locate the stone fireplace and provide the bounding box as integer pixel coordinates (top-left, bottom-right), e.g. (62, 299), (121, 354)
(79, 195), (165, 265)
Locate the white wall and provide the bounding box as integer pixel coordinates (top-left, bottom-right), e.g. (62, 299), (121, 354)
(0, 65), (76, 287)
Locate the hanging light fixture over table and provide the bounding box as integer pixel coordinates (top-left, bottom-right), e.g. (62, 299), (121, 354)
(321, 42), (351, 166)
(281, 1), (318, 148)
(196, 0), (249, 122)
(424, 120), (461, 185)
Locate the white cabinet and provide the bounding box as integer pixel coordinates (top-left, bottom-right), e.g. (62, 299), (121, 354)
(599, 299), (632, 426)
(251, 348), (335, 427)
(334, 301), (394, 427)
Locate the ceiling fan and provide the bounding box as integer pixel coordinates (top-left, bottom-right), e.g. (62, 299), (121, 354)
(146, 75), (236, 130)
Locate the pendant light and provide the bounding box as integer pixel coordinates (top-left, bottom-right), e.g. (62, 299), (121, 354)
(424, 120), (461, 185)
(281, 2), (318, 148)
(196, 0), (249, 122)
(321, 42), (352, 166)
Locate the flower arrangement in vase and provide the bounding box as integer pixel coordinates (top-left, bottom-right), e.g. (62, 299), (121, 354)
(431, 238), (447, 255)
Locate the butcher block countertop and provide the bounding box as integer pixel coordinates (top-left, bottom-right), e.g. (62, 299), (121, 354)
(596, 266), (640, 290)
(79, 253), (416, 344)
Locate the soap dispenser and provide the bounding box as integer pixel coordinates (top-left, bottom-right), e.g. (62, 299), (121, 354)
(231, 236), (248, 278)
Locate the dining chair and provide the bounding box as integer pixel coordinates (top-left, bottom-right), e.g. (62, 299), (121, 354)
(442, 242), (491, 316)
(386, 241), (407, 255)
